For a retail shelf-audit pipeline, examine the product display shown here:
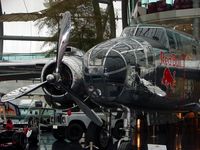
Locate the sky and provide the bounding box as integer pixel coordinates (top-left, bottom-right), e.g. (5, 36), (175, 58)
(1, 0), (122, 54)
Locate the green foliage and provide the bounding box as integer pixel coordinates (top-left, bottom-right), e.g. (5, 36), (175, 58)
(36, 0), (116, 52)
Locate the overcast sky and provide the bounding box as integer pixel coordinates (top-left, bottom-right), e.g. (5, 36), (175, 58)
(1, 0), (122, 54)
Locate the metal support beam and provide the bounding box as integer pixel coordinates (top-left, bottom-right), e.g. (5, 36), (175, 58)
(0, 35), (56, 41)
(98, 0), (121, 4)
(0, 1), (3, 60)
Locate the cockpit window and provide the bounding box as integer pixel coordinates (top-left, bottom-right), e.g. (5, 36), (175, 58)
(105, 51), (126, 72)
(135, 27), (167, 49)
(166, 30), (176, 49)
(121, 27), (136, 37)
(89, 49), (107, 66)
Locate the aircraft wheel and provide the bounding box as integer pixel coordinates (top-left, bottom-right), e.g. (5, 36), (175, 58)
(117, 141), (132, 150)
(99, 128), (113, 149)
(112, 120), (125, 140)
(85, 122), (101, 147)
(67, 122), (84, 142)
(52, 126), (66, 140)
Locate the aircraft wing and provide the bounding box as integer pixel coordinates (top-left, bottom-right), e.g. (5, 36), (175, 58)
(0, 58), (51, 81)
(181, 103), (200, 112)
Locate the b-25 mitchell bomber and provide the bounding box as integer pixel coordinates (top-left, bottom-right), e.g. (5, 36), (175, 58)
(1, 12), (200, 149)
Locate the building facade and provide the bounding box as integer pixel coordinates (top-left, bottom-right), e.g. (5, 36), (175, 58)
(127, 0), (200, 39)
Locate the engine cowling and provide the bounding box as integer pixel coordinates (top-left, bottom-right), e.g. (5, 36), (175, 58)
(41, 56), (86, 109)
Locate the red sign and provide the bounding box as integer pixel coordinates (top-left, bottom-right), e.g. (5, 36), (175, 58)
(161, 68), (176, 90)
(67, 108), (72, 116)
(160, 52), (186, 67)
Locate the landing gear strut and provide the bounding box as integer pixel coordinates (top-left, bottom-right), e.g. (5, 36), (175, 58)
(117, 106), (133, 150)
(85, 109), (113, 150)
(99, 109), (113, 149)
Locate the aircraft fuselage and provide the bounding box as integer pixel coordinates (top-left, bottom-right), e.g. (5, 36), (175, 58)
(83, 25), (200, 112)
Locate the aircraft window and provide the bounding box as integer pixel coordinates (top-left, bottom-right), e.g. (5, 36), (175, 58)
(135, 27), (167, 49)
(174, 33), (182, 49)
(174, 32), (195, 52)
(97, 40), (116, 49)
(180, 35), (191, 44)
(89, 50), (107, 66)
(166, 30), (176, 49)
(180, 34), (194, 52)
(122, 51), (136, 66)
(121, 27), (136, 37)
(135, 50), (146, 66)
(105, 51), (126, 72)
(147, 49), (154, 66)
(122, 40), (142, 50)
(114, 44), (132, 52)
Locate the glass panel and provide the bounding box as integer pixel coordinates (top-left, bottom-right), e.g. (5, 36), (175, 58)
(135, 27), (168, 49)
(123, 51), (136, 66)
(166, 30), (176, 49)
(105, 51), (126, 72)
(121, 27), (137, 37)
(135, 49), (146, 66)
(89, 49), (107, 66)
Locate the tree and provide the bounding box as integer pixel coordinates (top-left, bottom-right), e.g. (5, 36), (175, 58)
(36, 0), (116, 51)
(122, 0), (128, 29)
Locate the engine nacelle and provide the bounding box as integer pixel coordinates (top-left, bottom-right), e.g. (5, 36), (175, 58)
(41, 56), (86, 109)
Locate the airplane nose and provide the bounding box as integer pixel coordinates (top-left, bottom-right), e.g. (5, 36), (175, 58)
(84, 42), (128, 101)
(83, 37), (152, 102)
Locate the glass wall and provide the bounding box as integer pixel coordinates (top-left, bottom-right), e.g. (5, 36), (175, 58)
(129, 0), (195, 16)
(128, 0), (200, 39)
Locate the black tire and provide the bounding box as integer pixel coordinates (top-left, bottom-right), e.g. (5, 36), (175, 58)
(52, 126), (66, 140)
(12, 132), (27, 149)
(28, 127), (39, 144)
(67, 122), (84, 142)
(112, 141), (118, 150)
(112, 120), (125, 140)
(118, 142), (132, 150)
(99, 128), (113, 149)
(85, 122), (101, 147)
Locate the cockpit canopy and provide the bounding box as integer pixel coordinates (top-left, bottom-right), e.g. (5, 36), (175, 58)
(83, 37), (153, 101)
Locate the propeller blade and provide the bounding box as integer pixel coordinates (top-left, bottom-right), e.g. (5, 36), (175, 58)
(1, 81), (47, 102)
(56, 11), (72, 73)
(60, 84), (103, 126)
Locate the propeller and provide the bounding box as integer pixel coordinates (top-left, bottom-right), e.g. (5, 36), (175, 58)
(1, 81), (47, 102)
(56, 11), (72, 73)
(1, 11), (103, 126)
(59, 83), (103, 126)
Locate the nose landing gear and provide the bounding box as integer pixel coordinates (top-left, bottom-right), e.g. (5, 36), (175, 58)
(117, 106), (133, 150)
(85, 109), (113, 150)
(85, 106), (136, 150)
